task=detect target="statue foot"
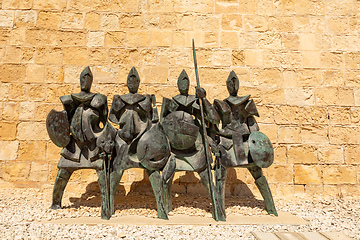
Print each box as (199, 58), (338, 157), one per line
(50, 204), (61, 210)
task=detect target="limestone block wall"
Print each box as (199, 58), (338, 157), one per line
(0, 0), (359, 199)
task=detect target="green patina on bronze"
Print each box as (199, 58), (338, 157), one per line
(46, 41), (278, 221)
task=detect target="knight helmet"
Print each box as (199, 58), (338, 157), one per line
(226, 70), (239, 96)
(80, 66), (93, 92)
(127, 67), (140, 94)
(177, 70), (190, 95)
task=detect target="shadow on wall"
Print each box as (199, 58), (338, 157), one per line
(67, 169), (264, 213)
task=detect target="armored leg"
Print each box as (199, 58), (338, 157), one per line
(96, 169), (111, 220)
(247, 165), (278, 216)
(146, 170), (168, 220)
(162, 174), (174, 214)
(214, 158), (227, 220)
(198, 167), (226, 221)
(109, 169), (124, 215)
(51, 168), (74, 210)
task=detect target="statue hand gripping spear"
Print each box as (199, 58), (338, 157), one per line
(192, 39), (225, 221)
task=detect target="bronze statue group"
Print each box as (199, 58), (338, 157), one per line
(46, 40), (277, 221)
(46, 65), (277, 221)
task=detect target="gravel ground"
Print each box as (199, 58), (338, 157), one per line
(0, 188), (359, 240)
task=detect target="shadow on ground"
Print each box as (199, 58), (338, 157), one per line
(67, 169), (266, 213)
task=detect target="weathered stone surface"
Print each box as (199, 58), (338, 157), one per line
(294, 165), (322, 184)
(0, 140), (18, 160)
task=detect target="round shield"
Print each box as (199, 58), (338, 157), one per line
(46, 109), (71, 148)
(162, 111), (199, 150)
(248, 131), (274, 168)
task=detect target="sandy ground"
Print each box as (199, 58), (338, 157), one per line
(0, 188), (359, 239)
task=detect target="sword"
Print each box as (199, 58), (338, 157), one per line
(192, 39), (220, 221)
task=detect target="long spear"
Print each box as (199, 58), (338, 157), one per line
(192, 39), (219, 221)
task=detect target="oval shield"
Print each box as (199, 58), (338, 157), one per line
(248, 131), (274, 168)
(46, 109), (71, 148)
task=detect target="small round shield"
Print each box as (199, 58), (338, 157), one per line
(248, 131), (274, 168)
(46, 109), (71, 148)
(162, 111), (199, 150)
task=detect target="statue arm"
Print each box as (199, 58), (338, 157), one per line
(109, 95), (125, 124)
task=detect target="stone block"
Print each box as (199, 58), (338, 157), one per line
(57, 31), (86, 46)
(177, 0), (214, 13)
(18, 141), (46, 161)
(344, 52), (360, 70)
(300, 125), (328, 144)
(267, 164), (293, 184)
(88, 48), (109, 65)
(269, 16), (294, 32)
(36, 11), (61, 29)
(328, 107), (351, 125)
(45, 66), (64, 84)
(322, 70), (343, 87)
(14, 10), (36, 26)
(33, 0), (67, 9)
(142, 66), (168, 84)
(203, 31), (219, 47)
(19, 102), (35, 121)
(105, 31), (126, 47)
(85, 12), (100, 30)
(62, 12), (84, 29)
(299, 33), (317, 51)
(245, 49), (263, 66)
(221, 14), (242, 30)
(294, 165), (322, 184)
(0, 122), (17, 140)
(318, 146), (344, 165)
(184, 31), (203, 47)
(148, 0), (174, 13)
(63, 47), (88, 65)
(295, 0), (325, 15)
(109, 48), (140, 66)
(1, 161), (30, 181)
(244, 15), (268, 32)
(288, 145), (318, 164)
(2, 102), (19, 121)
(220, 31), (239, 48)
(305, 184), (323, 198)
(281, 34), (299, 50)
(274, 0), (295, 14)
(329, 126), (360, 145)
(327, 17), (350, 34)
(119, 14), (143, 29)
(100, 13), (120, 30)
(302, 51), (321, 68)
(151, 30), (171, 47)
(341, 185), (360, 198)
(87, 31), (104, 47)
(323, 165), (356, 184)
(252, 69), (282, 87)
(35, 47), (63, 65)
(127, 31), (151, 47)
(231, 50), (245, 66)
(17, 122), (48, 141)
(0, 64), (26, 83)
(28, 84), (47, 102)
(80, 169), (98, 182)
(345, 146), (360, 165)
(25, 64), (45, 83)
(46, 141), (61, 161)
(215, 2), (239, 13)
(0, 140), (18, 160)
(321, 52), (344, 68)
(7, 83), (25, 101)
(261, 88), (285, 105)
(284, 88), (315, 106)
(159, 14), (177, 29)
(258, 33), (281, 49)
(29, 161), (48, 182)
(278, 126), (300, 144)
(2, 0), (31, 9)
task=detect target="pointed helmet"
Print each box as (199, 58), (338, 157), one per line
(177, 70), (190, 95)
(80, 66), (93, 92)
(226, 70), (239, 96)
(127, 67), (140, 93)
